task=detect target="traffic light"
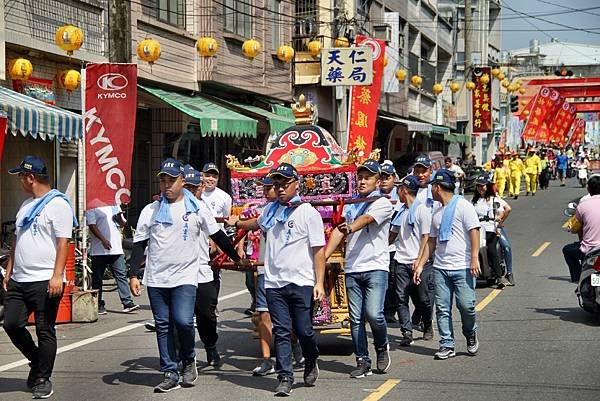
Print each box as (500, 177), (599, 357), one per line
(555, 68), (573, 77)
(510, 95), (519, 113)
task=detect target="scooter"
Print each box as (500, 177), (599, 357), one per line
(477, 202), (507, 286)
(578, 166), (588, 188)
(0, 250), (9, 322)
(575, 246), (600, 314)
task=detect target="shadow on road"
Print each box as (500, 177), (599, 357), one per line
(532, 307), (600, 326)
(545, 275), (573, 282)
(0, 377), (28, 394)
(101, 356), (160, 388)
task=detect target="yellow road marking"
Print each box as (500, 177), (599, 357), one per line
(532, 241), (551, 257)
(363, 379), (401, 401)
(475, 289), (503, 312)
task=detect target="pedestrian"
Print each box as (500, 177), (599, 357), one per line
(388, 175), (435, 346)
(524, 148), (542, 196)
(86, 205), (139, 315)
(492, 156), (509, 197)
(539, 153), (550, 190)
(556, 150), (569, 187)
(413, 169), (481, 360)
(444, 157), (465, 195)
(2, 155), (77, 399)
(508, 151), (524, 199)
(128, 158), (243, 393)
(326, 159), (393, 378)
(228, 163), (325, 396)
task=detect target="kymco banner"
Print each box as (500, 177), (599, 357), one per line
(84, 63), (137, 209)
(0, 112), (7, 164)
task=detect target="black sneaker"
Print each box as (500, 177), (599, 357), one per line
(375, 345), (391, 373)
(303, 359), (319, 386)
(154, 373), (181, 393)
(122, 303), (140, 313)
(398, 331), (414, 346)
(422, 322), (434, 341)
(292, 339), (305, 366)
(252, 358), (275, 376)
(206, 347), (222, 368)
(495, 277), (506, 289)
(144, 320), (156, 331)
(349, 358), (372, 378)
(274, 378), (293, 396)
(31, 378), (53, 399)
(181, 358), (198, 387)
(27, 362), (39, 389)
(466, 332), (479, 355)
(434, 347), (456, 360)
(98, 305), (107, 315)
(506, 273), (515, 286)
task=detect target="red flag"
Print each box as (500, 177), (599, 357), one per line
(567, 118), (585, 147)
(547, 102), (576, 144)
(542, 89), (562, 127)
(347, 35), (386, 159)
(472, 67), (492, 133)
(84, 63), (137, 209)
(0, 112), (6, 165)
(522, 87), (553, 141)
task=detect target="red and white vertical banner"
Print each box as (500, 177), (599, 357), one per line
(347, 35), (386, 159)
(522, 87), (553, 141)
(542, 89), (562, 127)
(84, 63), (137, 209)
(471, 67), (492, 134)
(567, 118), (585, 147)
(547, 102), (576, 145)
(0, 112), (7, 164)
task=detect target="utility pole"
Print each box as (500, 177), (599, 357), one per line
(464, 0), (473, 156)
(108, 0), (131, 63)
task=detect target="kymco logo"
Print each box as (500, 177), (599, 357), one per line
(97, 73), (128, 91)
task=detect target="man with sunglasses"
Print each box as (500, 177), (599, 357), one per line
(229, 163), (326, 396)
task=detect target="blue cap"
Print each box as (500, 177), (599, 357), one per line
(202, 162), (219, 174)
(475, 175), (491, 186)
(9, 155), (48, 175)
(397, 175), (420, 192)
(430, 169), (456, 184)
(381, 163), (397, 176)
(413, 154), (432, 168)
(257, 176), (274, 186)
(158, 157), (185, 177)
(357, 159), (382, 175)
(184, 164), (202, 186)
(268, 163), (299, 180)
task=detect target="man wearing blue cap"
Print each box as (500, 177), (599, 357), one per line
(128, 158), (244, 393)
(389, 175), (435, 346)
(3, 155), (77, 399)
(326, 159), (393, 379)
(201, 162), (232, 225)
(413, 169), (481, 360)
(228, 163), (326, 396)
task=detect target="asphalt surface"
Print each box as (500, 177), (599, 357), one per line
(0, 177), (597, 401)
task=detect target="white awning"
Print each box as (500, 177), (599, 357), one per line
(379, 115), (433, 132)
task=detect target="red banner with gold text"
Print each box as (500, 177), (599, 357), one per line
(522, 87), (553, 141)
(0, 112), (7, 164)
(472, 67), (492, 134)
(347, 35), (386, 159)
(547, 102), (576, 145)
(567, 118), (585, 147)
(84, 63), (137, 209)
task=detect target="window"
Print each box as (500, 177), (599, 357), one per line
(142, 0), (185, 28)
(224, 0), (252, 38)
(271, 0), (282, 51)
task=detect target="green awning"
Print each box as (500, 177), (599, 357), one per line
(431, 125), (450, 135)
(445, 133), (468, 144)
(138, 85), (257, 138)
(271, 104), (295, 120)
(213, 98), (295, 137)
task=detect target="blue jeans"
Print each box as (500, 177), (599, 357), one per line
(433, 269), (477, 348)
(499, 228), (513, 274)
(266, 284), (319, 382)
(394, 261), (434, 333)
(346, 270), (389, 361)
(91, 255), (133, 307)
(147, 285), (197, 379)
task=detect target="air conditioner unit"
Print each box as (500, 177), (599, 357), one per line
(373, 24), (392, 43)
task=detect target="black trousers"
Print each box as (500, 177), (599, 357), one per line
(486, 232), (504, 279)
(3, 279), (62, 380)
(195, 280), (219, 349)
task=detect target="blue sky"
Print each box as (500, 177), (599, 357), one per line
(501, 0), (600, 51)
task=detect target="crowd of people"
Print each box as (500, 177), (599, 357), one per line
(3, 145), (589, 398)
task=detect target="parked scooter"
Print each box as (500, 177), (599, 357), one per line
(477, 201), (507, 286)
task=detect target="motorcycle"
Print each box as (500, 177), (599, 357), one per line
(0, 249), (8, 322)
(578, 166), (588, 188)
(477, 201), (507, 286)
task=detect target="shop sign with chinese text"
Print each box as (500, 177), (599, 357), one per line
(471, 67), (492, 134)
(321, 47), (373, 86)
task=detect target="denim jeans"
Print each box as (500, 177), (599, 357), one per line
(563, 242), (584, 282)
(499, 228), (513, 274)
(433, 269), (477, 348)
(346, 270), (389, 362)
(147, 285), (197, 380)
(266, 284), (319, 382)
(394, 261), (434, 333)
(91, 254), (133, 307)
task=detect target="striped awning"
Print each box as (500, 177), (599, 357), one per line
(0, 86), (83, 142)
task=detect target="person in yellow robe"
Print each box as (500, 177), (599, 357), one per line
(508, 150), (524, 199)
(493, 157), (510, 198)
(523, 148), (542, 196)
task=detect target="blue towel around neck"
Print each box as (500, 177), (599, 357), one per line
(344, 190), (381, 222)
(154, 188), (202, 225)
(260, 195), (302, 230)
(438, 195), (462, 243)
(391, 204), (407, 226)
(426, 185), (434, 208)
(19, 189), (78, 230)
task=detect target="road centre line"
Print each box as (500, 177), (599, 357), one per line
(363, 379), (401, 401)
(0, 288), (249, 373)
(532, 242), (551, 257)
(475, 289), (503, 312)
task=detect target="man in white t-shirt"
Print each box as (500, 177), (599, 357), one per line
(128, 158), (243, 393)
(229, 163), (326, 396)
(445, 157), (465, 195)
(201, 162), (232, 223)
(389, 175), (434, 346)
(2, 155), (76, 399)
(326, 159), (393, 379)
(86, 205), (138, 315)
(414, 169), (481, 361)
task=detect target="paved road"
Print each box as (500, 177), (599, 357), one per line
(1, 178), (597, 401)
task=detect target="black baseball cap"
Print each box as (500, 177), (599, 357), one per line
(413, 154), (432, 168)
(381, 163), (397, 176)
(268, 163), (299, 180)
(357, 159), (382, 175)
(158, 157), (185, 177)
(397, 175), (420, 192)
(9, 155), (48, 175)
(184, 164), (202, 186)
(430, 169), (456, 184)
(202, 162), (219, 174)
